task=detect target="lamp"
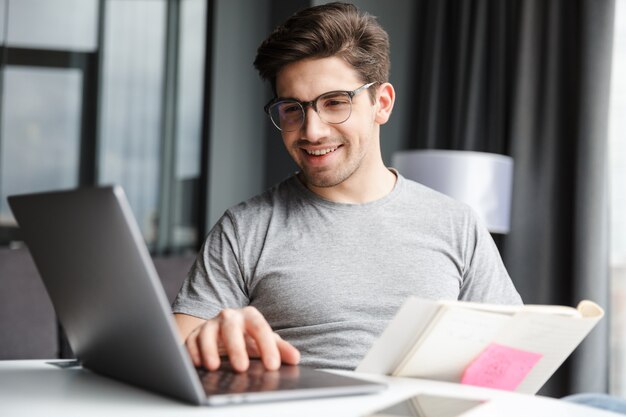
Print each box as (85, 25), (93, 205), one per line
(392, 150), (514, 234)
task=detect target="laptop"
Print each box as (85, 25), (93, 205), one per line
(8, 186), (386, 406)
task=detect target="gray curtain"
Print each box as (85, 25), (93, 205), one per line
(407, 0), (615, 397)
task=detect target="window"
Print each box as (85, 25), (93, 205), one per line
(609, 0), (626, 397)
(0, 67), (83, 215)
(98, 0), (167, 247)
(3, 0), (98, 51)
(0, 0), (207, 253)
(0, 0), (99, 243)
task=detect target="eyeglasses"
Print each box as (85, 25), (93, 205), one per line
(264, 82), (376, 132)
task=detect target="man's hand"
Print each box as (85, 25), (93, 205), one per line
(174, 307), (300, 372)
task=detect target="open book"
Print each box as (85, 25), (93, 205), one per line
(356, 297), (604, 394)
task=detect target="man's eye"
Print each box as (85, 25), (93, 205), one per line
(322, 99), (350, 109)
(280, 104), (301, 114)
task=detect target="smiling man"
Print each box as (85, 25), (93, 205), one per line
(270, 56), (395, 204)
(172, 2), (521, 374)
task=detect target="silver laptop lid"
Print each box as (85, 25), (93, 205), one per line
(9, 186), (206, 404)
(8, 186), (386, 405)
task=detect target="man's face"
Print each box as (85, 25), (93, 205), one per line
(274, 57), (380, 189)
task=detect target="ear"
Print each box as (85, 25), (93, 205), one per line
(374, 82), (395, 125)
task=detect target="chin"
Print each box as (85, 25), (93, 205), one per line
(303, 171), (351, 189)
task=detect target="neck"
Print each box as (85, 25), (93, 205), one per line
(301, 163), (397, 204)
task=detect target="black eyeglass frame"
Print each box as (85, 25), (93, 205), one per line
(263, 82), (376, 132)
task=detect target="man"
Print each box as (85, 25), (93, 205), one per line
(173, 2), (521, 374)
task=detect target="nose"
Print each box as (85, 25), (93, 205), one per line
(301, 106), (330, 142)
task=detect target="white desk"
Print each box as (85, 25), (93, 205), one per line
(0, 360), (621, 417)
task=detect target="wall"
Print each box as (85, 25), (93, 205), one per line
(207, 0), (271, 229)
(331, 0), (418, 165)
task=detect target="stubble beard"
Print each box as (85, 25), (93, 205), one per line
(297, 141), (368, 189)
(301, 165), (352, 188)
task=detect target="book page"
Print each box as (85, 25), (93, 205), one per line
(438, 299), (585, 317)
(358, 296), (603, 394)
(577, 300), (604, 318)
(393, 306), (510, 381)
(461, 343), (543, 390)
(492, 310), (603, 394)
(356, 297), (441, 374)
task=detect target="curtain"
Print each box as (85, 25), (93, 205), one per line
(407, 0), (615, 397)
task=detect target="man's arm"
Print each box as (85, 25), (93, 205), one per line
(173, 210), (299, 372)
(174, 313), (206, 341)
(174, 309), (300, 372)
(459, 209), (522, 304)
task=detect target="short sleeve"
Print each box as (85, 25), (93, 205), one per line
(171, 211), (250, 319)
(458, 212), (523, 305)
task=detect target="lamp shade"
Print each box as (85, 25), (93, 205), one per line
(392, 150), (514, 234)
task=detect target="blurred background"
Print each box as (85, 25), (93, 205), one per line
(0, 0), (624, 400)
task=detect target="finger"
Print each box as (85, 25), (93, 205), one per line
(196, 320), (221, 370)
(217, 339), (227, 357)
(275, 333), (301, 365)
(219, 309), (249, 372)
(242, 306), (281, 370)
(185, 328), (202, 367)
(244, 334), (260, 357)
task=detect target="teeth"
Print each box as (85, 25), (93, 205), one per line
(307, 147), (337, 156)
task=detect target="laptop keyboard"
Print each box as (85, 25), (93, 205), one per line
(197, 360), (302, 395)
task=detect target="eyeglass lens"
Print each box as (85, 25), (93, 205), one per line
(269, 91), (353, 132)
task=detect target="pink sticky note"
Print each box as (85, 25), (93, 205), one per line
(461, 343), (542, 391)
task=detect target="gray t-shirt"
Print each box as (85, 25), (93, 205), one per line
(172, 171), (522, 370)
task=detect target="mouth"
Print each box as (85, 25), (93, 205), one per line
(304, 146), (340, 156)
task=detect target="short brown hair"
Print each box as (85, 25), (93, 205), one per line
(253, 2), (390, 98)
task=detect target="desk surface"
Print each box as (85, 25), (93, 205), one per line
(0, 360), (621, 417)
